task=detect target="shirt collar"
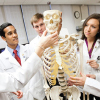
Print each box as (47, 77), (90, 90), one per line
(7, 44), (20, 56)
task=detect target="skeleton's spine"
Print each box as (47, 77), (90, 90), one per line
(58, 68), (67, 96)
(54, 45), (67, 97)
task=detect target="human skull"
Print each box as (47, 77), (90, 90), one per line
(43, 10), (61, 34)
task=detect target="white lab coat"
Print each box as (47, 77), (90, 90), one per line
(78, 39), (100, 92)
(0, 52), (43, 92)
(0, 44), (45, 100)
(83, 77), (100, 97)
(29, 35), (46, 100)
(82, 39), (100, 77)
(30, 35), (41, 51)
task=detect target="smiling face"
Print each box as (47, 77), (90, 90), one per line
(84, 18), (99, 40)
(2, 25), (19, 49)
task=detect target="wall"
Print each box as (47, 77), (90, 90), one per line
(0, 4), (99, 48)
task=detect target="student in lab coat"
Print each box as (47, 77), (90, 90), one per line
(68, 13), (100, 100)
(0, 29), (58, 92)
(0, 22), (58, 100)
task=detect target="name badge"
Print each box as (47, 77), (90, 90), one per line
(97, 56), (100, 63)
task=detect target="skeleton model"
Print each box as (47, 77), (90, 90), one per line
(41, 10), (84, 100)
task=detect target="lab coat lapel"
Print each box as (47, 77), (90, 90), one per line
(92, 39), (100, 56)
(19, 45), (28, 64)
(3, 48), (20, 66)
(83, 40), (89, 56)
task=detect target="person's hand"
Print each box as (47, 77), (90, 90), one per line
(87, 60), (99, 69)
(57, 12), (62, 34)
(12, 90), (23, 99)
(35, 30), (58, 57)
(86, 74), (96, 79)
(39, 30), (58, 49)
(68, 72), (86, 86)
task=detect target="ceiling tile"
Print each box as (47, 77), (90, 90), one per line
(0, 0), (100, 5)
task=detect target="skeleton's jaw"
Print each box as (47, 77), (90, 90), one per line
(46, 23), (59, 34)
(46, 27), (58, 34)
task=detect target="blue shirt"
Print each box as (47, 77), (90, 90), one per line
(7, 44), (20, 58)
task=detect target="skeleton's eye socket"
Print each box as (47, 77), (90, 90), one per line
(52, 14), (59, 19)
(44, 14), (50, 20)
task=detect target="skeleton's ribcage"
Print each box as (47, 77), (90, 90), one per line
(42, 40), (80, 86)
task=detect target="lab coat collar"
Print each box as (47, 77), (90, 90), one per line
(91, 39), (100, 57)
(2, 44), (27, 66)
(37, 35), (41, 40)
(83, 39), (100, 57)
(95, 39), (100, 48)
(2, 47), (20, 66)
(19, 44), (28, 64)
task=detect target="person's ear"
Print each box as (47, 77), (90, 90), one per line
(1, 36), (6, 42)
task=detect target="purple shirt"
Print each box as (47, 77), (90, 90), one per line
(85, 39), (96, 58)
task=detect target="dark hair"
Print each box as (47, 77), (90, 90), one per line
(81, 13), (100, 40)
(30, 13), (44, 26)
(0, 22), (13, 37)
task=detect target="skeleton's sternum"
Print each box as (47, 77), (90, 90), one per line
(54, 45), (62, 68)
